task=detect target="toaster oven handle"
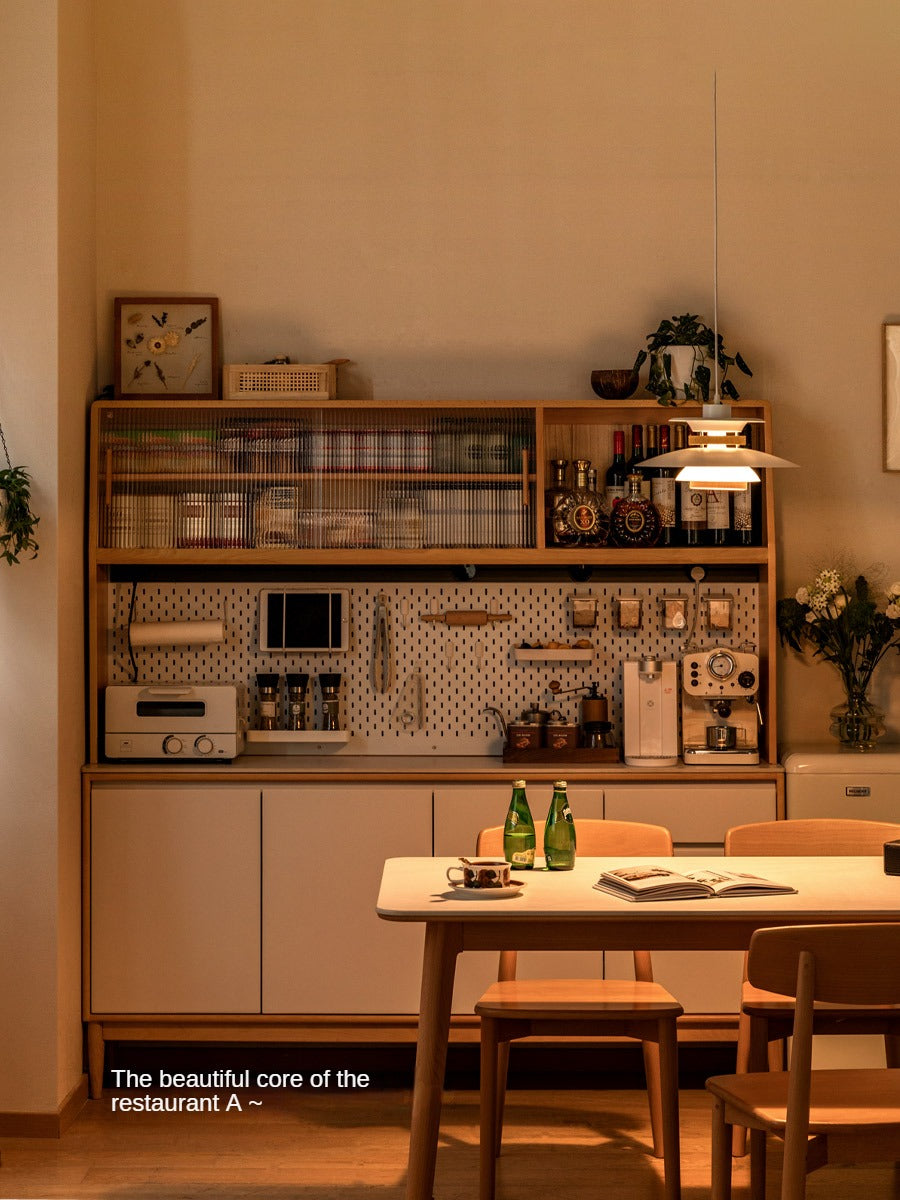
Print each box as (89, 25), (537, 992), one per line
(141, 686), (195, 696)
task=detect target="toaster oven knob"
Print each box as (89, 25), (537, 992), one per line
(194, 735), (214, 755)
(162, 735), (183, 755)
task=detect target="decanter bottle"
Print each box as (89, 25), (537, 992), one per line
(610, 473), (662, 548)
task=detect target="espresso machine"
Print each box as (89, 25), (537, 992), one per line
(681, 647), (761, 764)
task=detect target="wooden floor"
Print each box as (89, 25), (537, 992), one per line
(1, 1086), (899, 1199)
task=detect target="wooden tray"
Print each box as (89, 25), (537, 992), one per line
(502, 745), (621, 763)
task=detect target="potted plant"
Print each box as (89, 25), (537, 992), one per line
(642, 312), (752, 406)
(0, 463), (39, 564)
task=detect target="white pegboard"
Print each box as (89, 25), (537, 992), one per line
(109, 580), (759, 755)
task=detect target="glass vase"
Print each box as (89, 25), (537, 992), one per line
(829, 689), (886, 752)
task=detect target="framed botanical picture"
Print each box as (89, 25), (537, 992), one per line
(883, 322), (900, 470)
(114, 297), (220, 400)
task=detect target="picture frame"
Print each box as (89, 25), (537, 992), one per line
(114, 297), (220, 400)
(883, 322), (900, 470)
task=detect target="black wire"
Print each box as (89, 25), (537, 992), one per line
(127, 581), (139, 682)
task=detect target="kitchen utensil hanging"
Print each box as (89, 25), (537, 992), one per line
(372, 593), (393, 692)
(421, 610), (511, 626)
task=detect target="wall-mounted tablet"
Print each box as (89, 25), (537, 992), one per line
(259, 589), (350, 652)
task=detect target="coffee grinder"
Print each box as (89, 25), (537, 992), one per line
(681, 648), (761, 764)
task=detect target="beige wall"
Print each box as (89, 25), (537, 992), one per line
(0, 0), (92, 1113)
(94, 0), (900, 744)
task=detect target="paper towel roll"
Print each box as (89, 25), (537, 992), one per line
(129, 620), (226, 647)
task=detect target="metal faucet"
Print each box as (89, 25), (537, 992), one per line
(482, 706), (507, 738)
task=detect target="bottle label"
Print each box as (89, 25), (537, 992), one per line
(651, 477), (676, 527)
(562, 805), (573, 820)
(707, 489), (729, 530)
(733, 489), (752, 531)
(680, 485), (707, 525)
(509, 848), (535, 866)
(568, 504), (596, 534)
(623, 508), (647, 534)
(508, 811), (519, 827)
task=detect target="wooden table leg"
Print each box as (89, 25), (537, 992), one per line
(87, 1022), (104, 1099)
(405, 921), (462, 1200)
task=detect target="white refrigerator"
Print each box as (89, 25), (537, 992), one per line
(783, 743), (900, 1065)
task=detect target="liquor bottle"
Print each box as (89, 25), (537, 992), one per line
(604, 429), (628, 511)
(545, 459), (577, 546)
(503, 779), (535, 869)
(556, 459), (607, 545)
(706, 488), (730, 545)
(625, 424), (646, 493)
(610, 474), (662, 547)
(650, 424), (676, 545)
(544, 780), (576, 870)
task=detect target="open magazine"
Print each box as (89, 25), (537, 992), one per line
(593, 864), (797, 902)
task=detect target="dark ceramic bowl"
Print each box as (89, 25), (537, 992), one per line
(590, 368), (640, 400)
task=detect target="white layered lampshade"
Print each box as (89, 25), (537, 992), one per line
(642, 404), (797, 490)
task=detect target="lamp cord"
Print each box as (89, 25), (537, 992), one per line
(712, 72), (720, 405)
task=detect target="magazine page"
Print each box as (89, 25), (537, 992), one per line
(593, 864), (714, 901)
(682, 868), (797, 897)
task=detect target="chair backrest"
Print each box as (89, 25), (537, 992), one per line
(477, 818), (673, 857)
(748, 923), (900, 1008)
(725, 818), (900, 857)
(477, 820), (673, 985)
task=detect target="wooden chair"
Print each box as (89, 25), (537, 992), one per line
(726, 818), (900, 1157)
(474, 820), (683, 1200)
(707, 922), (900, 1200)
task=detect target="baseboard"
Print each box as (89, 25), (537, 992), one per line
(0, 1074), (88, 1138)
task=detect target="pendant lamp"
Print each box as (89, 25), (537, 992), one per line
(642, 76), (796, 490)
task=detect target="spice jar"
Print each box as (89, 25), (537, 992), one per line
(256, 673), (281, 731)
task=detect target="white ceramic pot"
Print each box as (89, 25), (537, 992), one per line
(666, 345), (700, 395)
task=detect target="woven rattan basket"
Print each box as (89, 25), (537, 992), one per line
(223, 363), (336, 401)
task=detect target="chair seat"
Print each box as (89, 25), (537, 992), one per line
(742, 980), (900, 1018)
(707, 1068), (900, 1134)
(475, 977), (682, 1021)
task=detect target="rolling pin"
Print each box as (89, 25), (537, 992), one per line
(421, 610), (512, 626)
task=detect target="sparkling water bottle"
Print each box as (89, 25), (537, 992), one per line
(543, 779), (576, 870)
(503, 779), (535, 869)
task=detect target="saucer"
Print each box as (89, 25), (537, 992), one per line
(445, 880), (525, 900)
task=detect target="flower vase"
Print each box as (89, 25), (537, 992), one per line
(829, 688), (886, 751)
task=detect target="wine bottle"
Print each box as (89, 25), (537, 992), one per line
(731, 427), (756, 545)
(643, 423), (659, 500)
(650, 424), (676, 546)
(604, 430), (628, 511)
(625, 424), (646, 492)
(544, 780), (576, 870)
(503, 779), (535, 869)
(676, 421), (707, 546)
(706, 488), (730, 545)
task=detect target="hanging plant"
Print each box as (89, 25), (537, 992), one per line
(0, 421), (39, 563)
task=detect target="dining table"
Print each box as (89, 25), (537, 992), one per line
(376, 853), (900, 1200)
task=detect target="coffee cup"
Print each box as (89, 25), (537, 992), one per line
(446, 858), (511, 889)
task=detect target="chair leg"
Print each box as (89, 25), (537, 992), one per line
(495, 1039), (510, 1154)
(732, 1010), (753, 1158)
(749, 1129), (767, 1200)
(641, 1037), (664, 1158)
(711, 1096), (733, 1200)
(480, 1017), (499, 1200)
(656, 1018), (681, 1200)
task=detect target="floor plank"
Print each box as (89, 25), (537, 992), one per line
(1, 1087), (899, 1198)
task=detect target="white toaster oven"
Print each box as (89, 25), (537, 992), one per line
(104, 684), (245, 760)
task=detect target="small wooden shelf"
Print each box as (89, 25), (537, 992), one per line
(513, 648), (594, 663)
(245, 730), (349, 745)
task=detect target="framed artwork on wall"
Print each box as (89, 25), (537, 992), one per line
(114, 297), (220, 400)
(883, 322), (900, 470)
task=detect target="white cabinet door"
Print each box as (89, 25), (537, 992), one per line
(433, 782), (604, 1014)
(262, 784), (431, 1014)
(91, 785), (261, 1014)
(603, 783), (777, 1014)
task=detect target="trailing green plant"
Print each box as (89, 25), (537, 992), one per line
(642, 312), (752, 406)
(0, 464), (39, 564)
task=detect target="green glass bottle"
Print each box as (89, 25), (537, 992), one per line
(543, 779), (576, 870)
(503, 778), (535, 869)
